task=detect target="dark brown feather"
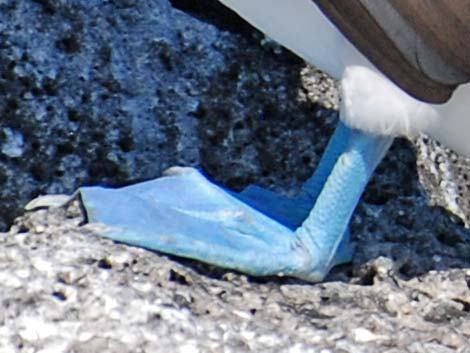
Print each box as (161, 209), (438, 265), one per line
(313, 0), (470, 103)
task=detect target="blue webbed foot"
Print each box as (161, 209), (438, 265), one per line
(79, 121), (392, 282)
(80, 167), (310, 278)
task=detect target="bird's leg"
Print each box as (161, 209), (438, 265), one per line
(79, 121), (392, 282)
(292, 122), (393, 279)
(233, 121), (350, 228)
(230, 121), (354, 266)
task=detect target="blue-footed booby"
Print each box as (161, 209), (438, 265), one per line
(79, 1), (470, 282)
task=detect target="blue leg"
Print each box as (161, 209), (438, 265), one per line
(79, 121), (393, 282)
(293, 123), (393, 278)
(229, 123), (353, 266)
(232, 121), (350, 228)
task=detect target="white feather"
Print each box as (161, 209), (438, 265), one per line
(219, 0), (368, 78)
(430, 84), (470, 157)
(219, 0), (470, 157)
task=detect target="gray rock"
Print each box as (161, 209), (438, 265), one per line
(0, 201), (469, 352)
(0, 0), (340, 230)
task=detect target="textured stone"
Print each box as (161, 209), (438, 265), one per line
(0, 0), (339, 230)
(1, 200), (469, 352)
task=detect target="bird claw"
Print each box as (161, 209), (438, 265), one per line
(79, 122), (391, 282)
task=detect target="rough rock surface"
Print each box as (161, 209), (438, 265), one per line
(0, 0), (337, 229)
(0, 0), (470, 352)
(416, 137), (470, 227)
(1, 197), (469, 353)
